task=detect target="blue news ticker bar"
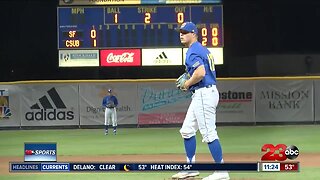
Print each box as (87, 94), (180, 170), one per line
(10, 163), (258, 172)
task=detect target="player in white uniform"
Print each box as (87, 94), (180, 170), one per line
(102, 89), (118, 135)
(173, 22), (230, 180)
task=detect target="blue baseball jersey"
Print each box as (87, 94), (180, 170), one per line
(185, 41), (217, 91)
(102, 95), (118, 107)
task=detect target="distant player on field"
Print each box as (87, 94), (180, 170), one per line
(102, 89), (118, 135)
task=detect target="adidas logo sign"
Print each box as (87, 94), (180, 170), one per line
(154, 51), (171, 64)
(25, 88), (74, 121)
(156, 51), (168, 59)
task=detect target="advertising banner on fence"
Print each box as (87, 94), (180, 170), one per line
(59, 50), (99, 67)
(100, 49), (141, 67)
(20, 85), (80, 126)
(255, 80), (314, 122)
(138, 82), (191, 125)
(216, 81), (255, 123)
(142, 48), (183, 66)
(183, 47), (223, 65)
(315, 80), (320, 122)
(79, 83), (138, 125)
(0, 85), (21, 127)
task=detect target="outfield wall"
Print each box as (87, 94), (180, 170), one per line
(0, 77), (319, 128)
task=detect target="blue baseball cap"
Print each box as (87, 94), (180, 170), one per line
(177, 22), (198, 34)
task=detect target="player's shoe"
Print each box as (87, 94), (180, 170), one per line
(172, 171), (199, 179)
(113, 130), (117, 135)
(105, 131), (108, 135)
(202, 171), (230, 180)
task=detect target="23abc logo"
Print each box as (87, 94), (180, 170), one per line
(261, 144), (299, 161)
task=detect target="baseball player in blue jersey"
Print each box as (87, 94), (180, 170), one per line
(173, 22), (230, 180)
(102, 89), (118, 135)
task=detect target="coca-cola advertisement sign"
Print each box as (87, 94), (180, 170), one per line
(100, 49), (141, 66)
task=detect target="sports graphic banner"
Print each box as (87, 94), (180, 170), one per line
(24, 143), (57, 162)
(19, 85), (80, 126)
(255, 80), (313, 122)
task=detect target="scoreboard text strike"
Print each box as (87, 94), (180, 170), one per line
(10, 162), (299, 172)
(58, 5), (223, 48)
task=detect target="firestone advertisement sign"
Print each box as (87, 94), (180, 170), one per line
(100, 49), (141, 66)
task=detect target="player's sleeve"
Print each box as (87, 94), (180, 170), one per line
(189, 53), (204, 71)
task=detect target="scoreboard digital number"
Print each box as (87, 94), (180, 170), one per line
(57, 5), (223, 49)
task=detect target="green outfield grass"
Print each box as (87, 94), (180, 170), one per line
(0, 125), (319, 179)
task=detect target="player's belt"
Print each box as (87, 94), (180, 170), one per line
(191, 84), (213, 93)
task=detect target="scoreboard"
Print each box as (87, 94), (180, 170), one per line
(58, 5), (223, 48)
(57, 0), (224, 67)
